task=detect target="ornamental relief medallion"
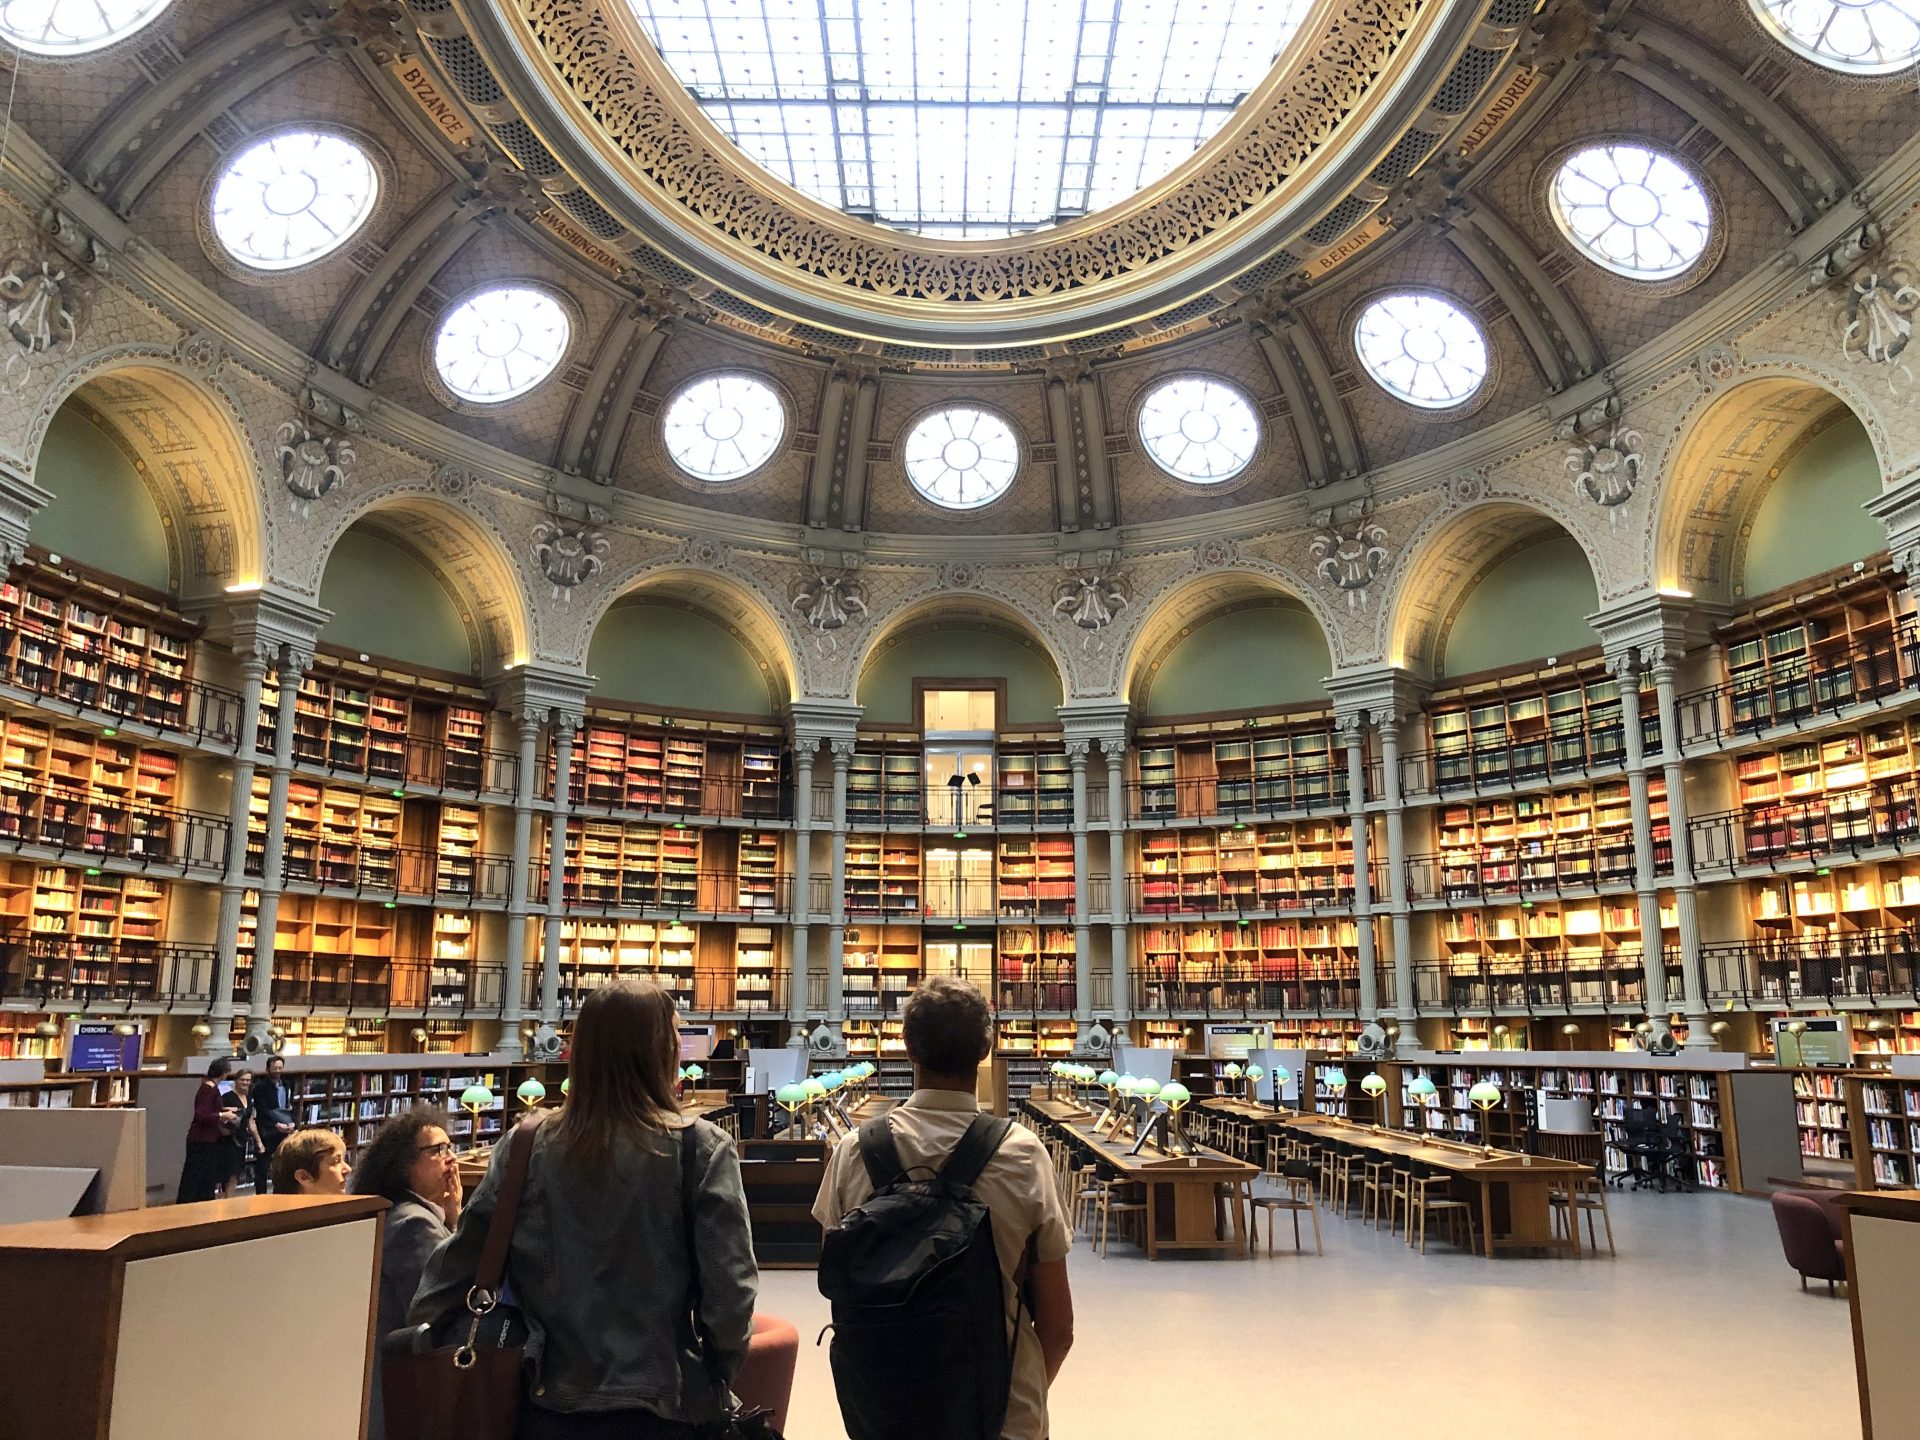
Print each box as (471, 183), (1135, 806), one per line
(519, 0), (1422, 305)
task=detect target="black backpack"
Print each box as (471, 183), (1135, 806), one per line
(817, 1113), (1016, 1440)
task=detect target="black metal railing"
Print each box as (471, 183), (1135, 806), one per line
(1422, 718), (1664, 798)
(259, 723), (520, 798)
(250, 839), (515, 903)
(1687, 781), (1920, 874)
(1676, 624), (1920, 748)
(1124, 772), (1355, 823)
(844, 877), (1077, 922)
(562, 776), (793, 823)
(235, 956), (508, 1014)
(0, 937), (219, 1007)
(1401, 836), (1656, 902)
(533, 967), (790, 1017)
(0, 771), (228, 871)
(1123, 868), (1378, 918)
(1407, 949), (1685, 1012)
(2, 623), (245, 746)
(844, 784), (1075, 831)
(1700, 928), (1920, 1006)
(544, 867), (794, 918)
(1128, 961), (1366, 1016)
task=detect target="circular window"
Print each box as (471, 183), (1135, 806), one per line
(903, 408), (1020, 510)
(1137, 378), (1260, 484)
(1353, 293), (1490, 410)
(662, 374), (786, 482)
(1749, 0), (1920, 74)
(432, 287), (571, 404)
(0, 0), (170, 54)
(1550, 144), (1712, 280)
(210, 131), (379, 272)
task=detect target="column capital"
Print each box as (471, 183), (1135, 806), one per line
(1096, 734), (1128, 759)
(1335, 711), (1369, 748)
(789, 696), (863, 752)
(0, 459), (52, 573)
(1587, 591), (1715, 670)
(1324, 663), (1429, 727)
(827, 736), (858, 764)
(202, 587), (329, 670)
(486, 661), (593, 727)
(1057, 699), (1131, 741)
(1064, 738), (1092, 765)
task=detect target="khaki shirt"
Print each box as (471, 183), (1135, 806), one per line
(813, 1090), (1072, 1440)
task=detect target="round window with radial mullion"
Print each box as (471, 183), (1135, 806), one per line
(210, 131), (381, 273)
(0, 0), (172, 55)
(662, 375), (786, 483)
(432, 286), (572, 405)
(1749, 0), (1920, 74)
(1137, 377), (1260, 485)
(1352, 293), (1490, 410)
(902, 407), (1021, 511)
(1549, 143), (1711, 281)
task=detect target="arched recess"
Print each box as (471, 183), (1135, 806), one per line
(588, 593), (787, 717)
(1655, 375), (1888, 606)
(24, 361), (267, 604)
(309, 497), (532, 677)
(1387, 502), (1603, 679)
(855, 597), (1066, 726)
(577, 567), (799, 707)
(1121, 571), (1335, 718)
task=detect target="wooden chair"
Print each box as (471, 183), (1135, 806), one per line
(1094, 1181), (1150, 1258)
(1358, 1156), (1392, 1228)
(1549, 1172), (1615, 1256)
(1067, 1166), (1104, 1236)
(1249, 1157), (1322, 1255)
(1407, 1172), (1478, 1255)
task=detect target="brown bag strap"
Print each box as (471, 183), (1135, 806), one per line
(474, 1110), (546, 1304)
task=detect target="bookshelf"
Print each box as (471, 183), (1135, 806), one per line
(1721, 576), (1916, 734)
(280, 1060), (525, 1160)
(1857, 1075), (1920, 1188)
(995, 743), (1072, 825)
(1430, 777), (1667, 898)
(1135, 1020), (1189, 1049)
(0, 716), (190, 864)
(1426, 663), (1658, 793)
(845, 834), (922, 918)
(994, 835), (1073, 918)
(995, 926), (1076, 1010)
(237, 893), (398, 1010)
(558, 819), (705, 911)
(562, 713), (789, 819)
(1136, 918), (1362, 1011)
(1747, 864), (1920, 945)
(258, 657), (492, 794)
(546, 918), (706, 1009)
(843, 926), (922, 1016)
(1435, 897), (1677, 1003)
(848, 739), (922, 826)
(1791, 1069), (1856, 1178)
(1134, 821), (1356, 914)
(999, 1021), (1080, 1099)
(1726, 721), (1920, 865)
(1, 860), (170, 1000)
(0, 1013), (59, 1060)
(1132, 713), (1348, 821)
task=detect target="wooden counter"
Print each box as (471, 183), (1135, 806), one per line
(1837, 1189), (1920, 1440)
(0, 1195), (387, 1440)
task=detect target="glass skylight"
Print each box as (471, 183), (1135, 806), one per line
(210, 131), (379, 272)
(0, 0), (171, 54)
(1750, 0), (1920, 74)
(433, 287), (571, 404)
(629, 0), (1316, 239)
(903, 407), (1019, 508)
(1550, 144), (1710, 281)
(1353, 293), (1489, 410)
(663, 374), (786, 480)
(1138, 377), (1258, 483)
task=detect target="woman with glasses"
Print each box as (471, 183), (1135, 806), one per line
(349, 1107), (464, 1440)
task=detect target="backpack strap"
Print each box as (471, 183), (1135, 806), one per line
(474, 1109), (546, 1303)
(940, 1114), (1013, 1191)
(857, 1115), (909, 1191)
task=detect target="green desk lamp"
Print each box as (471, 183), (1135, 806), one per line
(1359, 1070), (1388, 1127)
(1321, 1067), (1348, 1116)
(516, 1077), (547, 1111)
(1243, 1062), (1265, 1104)
(1468, 1079), (1503, 1155)
(683, 1063), (705, 1095)
(459, 1083), (494, 1146)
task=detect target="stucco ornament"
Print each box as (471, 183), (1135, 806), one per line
(790, 568), (868, 646)
(1053, 569), (1128, 648)
(275, 420), (354, 517)
(1565, 422), (1644, 518)
(1842, 265), (1920, 393)
(532, 512), (609, 601)
(0, 249), (80, 386)
(1310, 511), (1391, 610)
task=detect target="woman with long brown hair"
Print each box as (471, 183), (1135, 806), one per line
(412, 979), (758, 1439)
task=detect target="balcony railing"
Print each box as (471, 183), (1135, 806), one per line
(1407, 950), (1683, 1013)
(261, 725), (519, 798)
(546, 868), (795, 918)
(1124, 772), (1354, 823)
(1700, 928), (1920, 1006)
(1677, 624), (1920, 748)
(844, 877), (1077, 922)
(1687, 782), (1920, 874)
(1128, 961), (1366, 1015)
(1421, 719), (1662, 798)
(2, 629), (244, 747)
(251, 840), (516, 903)
(563, 775), (792, 823)
(1122, 870), (1372, 918)
(1, 937), (219, 1008)
(532, 967), (790, 1017)
(1401, 838), (1651, 903)
(0, 772), (229, 871)
(235, 956), (507, 1014)
(845, 784), (1074, 831)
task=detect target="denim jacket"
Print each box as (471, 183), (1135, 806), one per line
(411, 1117), (758, 1420)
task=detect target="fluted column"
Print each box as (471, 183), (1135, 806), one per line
(1067, 741), (1092, 1022)
(1613, 652), (1671, 1036)
(827, 738), (854, 1018)
(208, 652), (267, 1047)
(1379, 712), (1416, 1035)
(540, 713), (577, 1023)
(1101, 736), (1128, 1020)
(1654, 656), (1711, 1043)
(789, 741), (815, 1025)
(500, 714), (541, 1053)
(1341, 714), (1378, 1018)
(246, 648), (309, 1045)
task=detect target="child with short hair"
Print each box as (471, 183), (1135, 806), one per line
(269, 1128), (350, 1195)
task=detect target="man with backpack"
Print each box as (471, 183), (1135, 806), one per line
(813, 975), (1075, 1440)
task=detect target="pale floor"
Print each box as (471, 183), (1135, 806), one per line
(757, 1184), (1856, 1440)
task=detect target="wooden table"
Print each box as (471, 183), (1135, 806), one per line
(1028, 1099), (1258, 1260)
(1200, 1099), (1591, 1258)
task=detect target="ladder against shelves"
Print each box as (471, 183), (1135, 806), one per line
(1132, 712), (1349, 821)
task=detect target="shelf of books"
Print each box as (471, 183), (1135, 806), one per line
(1000, 1021), (1081, 1100)
(1857, 1009), (1920, 1057)
(1748, 862), (1920, 942)
(0, 1013), (59, 1060)
(1423, 661), (1659, 795)
(993, 835), (1073, 918)
(1857, 1076), (1920, 1188)
(284, 1061), (523, 1160)
(1433, 897), (1677, 1004)
(844, 926), (924, 1017)
(1707, 722), (1920, 872)
(994, 743), (1073, 825)
(1716, 570), (1916, 739)
(847, 739), (923, 826)
(1133, 1020), (1190, 1049)
(839, 1023), (911, 1073)
(540, 918), (777, 1014)
(1425, 777), (1667, 900)
(1, 860), (170, 1001)
(845, 834), (922, 918)
(237, 893), (403, 1011)
(995, 927), (1076, 1010)
(1791, 1069), (1856, 1177)
(1133, 821), (1358, 915)
(1135, 918), (1363, 1012)
(1, 555), (204, 736)
(246, 778), (495, 900)
(562, 713), (789, 820)
(259, 656), (494, 794)
(1132, 713), (1348, 821)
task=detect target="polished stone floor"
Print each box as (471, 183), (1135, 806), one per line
(757, 1182), (1855, 1439)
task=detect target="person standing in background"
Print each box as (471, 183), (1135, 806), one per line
(219, 1068), (260, 1197)
(254, 1055), (295, 1194)
(176, 1056), (233, 1204)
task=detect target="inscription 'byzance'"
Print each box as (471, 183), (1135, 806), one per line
(519, 0), (1421, 305)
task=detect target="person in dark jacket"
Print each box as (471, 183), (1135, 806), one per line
(253, 1055), (295, 1193)
(175, 1056), (233, 1204)
(350, 1107), (463, 1440)
(414, 979), (758, 1440)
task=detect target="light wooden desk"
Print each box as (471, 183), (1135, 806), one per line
(1028, 1099), (1258, 1260)
(1200, 1099), (1591, 1258)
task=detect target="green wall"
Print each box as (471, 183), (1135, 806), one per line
(1744, 413), (1883, 597)
(32, 408), (170, 591)
(1138, 603), (1331, 717)
(317, 530), (473, 674)
(859, 626), (1063, 724)
(1442, 533), (1598, 677)
(588, 602), (775, 715)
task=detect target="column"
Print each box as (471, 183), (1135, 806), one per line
(1615, 652), (1671, 1033)
(1101, 736), (1128, 1020)
(207, 652), (267, 1047)
(1342, 714), (1379, 1019)
(246, 648), (307, 1043)
(1654, 656), (1711, 1043)
(500, 713), (541, 1053)
(1379, 712), (1416, 1038)
(789, 740), (815, 1028)
(540, 713), (576, 1023)
(1067, 741), (1092, 1024)
(827, 738), (854, 1018)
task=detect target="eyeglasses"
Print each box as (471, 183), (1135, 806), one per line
(416, 1141), (455, 1161)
